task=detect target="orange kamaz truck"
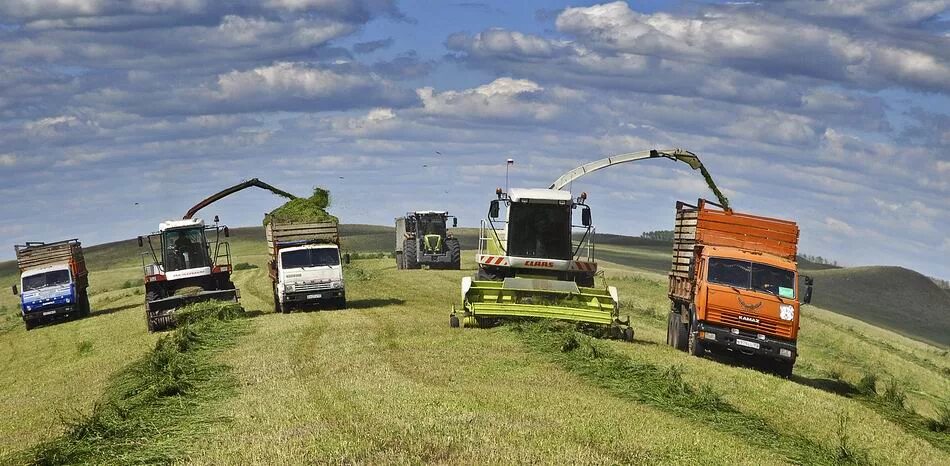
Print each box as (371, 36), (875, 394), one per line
(666, 199), (812, 377)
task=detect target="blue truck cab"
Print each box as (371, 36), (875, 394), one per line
(12, 240), (90, 330)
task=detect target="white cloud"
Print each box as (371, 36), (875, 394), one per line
(416, 77), (563, 123)
(554, 1), (950, 92)
(824, 217), (857, 237)
(215, 63), (366, 99)
(0, 154), (16, 166)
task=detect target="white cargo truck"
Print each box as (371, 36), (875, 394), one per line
(267, 221), (349, 312)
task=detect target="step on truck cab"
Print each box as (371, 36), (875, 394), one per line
(667, 199), (813, 377)
(12, 239), (90, 330)
(267, 221), (349, 313)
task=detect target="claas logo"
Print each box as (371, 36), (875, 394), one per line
(524, 260), (554, 267)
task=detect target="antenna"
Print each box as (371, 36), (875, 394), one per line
(506, 158), (514, 192)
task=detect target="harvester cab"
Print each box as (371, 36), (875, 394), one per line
(139, 217), (238, 331)
(136, 178), (298, 331)
(452, 187), (632, 340)
(395, 211), (461, 270)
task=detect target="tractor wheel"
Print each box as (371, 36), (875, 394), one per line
(623, 327), (634, 342)
(403, 239), (419, 270)
(445, 238), (461, 270)
(396, 252), (404, 270)
(688, 319), (705, 357)
(449, 314), (460, 328)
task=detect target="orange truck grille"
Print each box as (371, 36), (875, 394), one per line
(705, 306), (793, 339)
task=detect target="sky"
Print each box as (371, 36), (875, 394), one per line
(0, 0), (948, 279)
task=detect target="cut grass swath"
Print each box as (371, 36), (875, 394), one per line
(514, 322), (870, 466)
(26, 301), (247, 465)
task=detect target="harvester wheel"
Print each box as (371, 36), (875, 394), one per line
(445, 238), (461, 270)
(623, 327), (634, 342)
(449, 314), (460, 328)
(403, 239), (419, 269)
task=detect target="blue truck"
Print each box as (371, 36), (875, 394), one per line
(12, 239), (90, 330)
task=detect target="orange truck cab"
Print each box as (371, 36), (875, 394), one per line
(666, 199), (813, 377)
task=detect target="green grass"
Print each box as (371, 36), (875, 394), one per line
(806, 266), (950, 347)
(24, 301), (247, 465)
(0, 228), (947, 464)
(515, 322), (863, 464)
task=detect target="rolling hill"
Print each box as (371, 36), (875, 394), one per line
(805, 266), (950, 347)
(0, 226), (947, 464)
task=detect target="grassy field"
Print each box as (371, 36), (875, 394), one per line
(0, 227), (947, 464)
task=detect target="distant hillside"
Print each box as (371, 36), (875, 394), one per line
(808, 266), (950, 347)
(797, 256), (842, 271)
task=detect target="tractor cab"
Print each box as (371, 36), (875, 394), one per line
(482, 188), (595, 277)
(161, 223), (211, 273)
(412, 211), (453, 254)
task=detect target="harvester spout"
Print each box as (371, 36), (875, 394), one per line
(183, 178), (298, 220)
(548, 148), (730, 210)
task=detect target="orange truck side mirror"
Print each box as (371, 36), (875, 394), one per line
(802, 276), (813, 305)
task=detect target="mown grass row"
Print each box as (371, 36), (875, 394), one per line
(837, 373), (950, 453)
(24, 301), (247, 465)
(515, 322), (872, 465)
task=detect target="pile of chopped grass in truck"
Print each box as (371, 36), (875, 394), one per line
(263, 187), (338, 225)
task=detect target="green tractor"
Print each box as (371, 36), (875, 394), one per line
(395, 211), (461, 270)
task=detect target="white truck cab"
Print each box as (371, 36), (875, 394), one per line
(276, 243), (346, 310)
(266, 221), (347, 313)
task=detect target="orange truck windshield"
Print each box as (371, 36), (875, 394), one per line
(708, 258), (796, 299)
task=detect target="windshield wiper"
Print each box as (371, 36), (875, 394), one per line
(755, 287), (786, 303)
